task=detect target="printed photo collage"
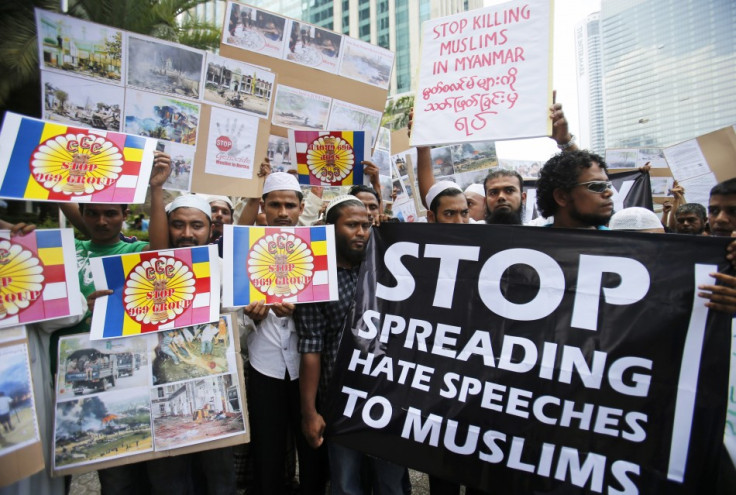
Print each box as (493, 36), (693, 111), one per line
(36, 9), (275, 191)
(52, 314), (246, 471)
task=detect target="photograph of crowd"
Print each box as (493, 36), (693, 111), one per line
(223, 3), (286, 58)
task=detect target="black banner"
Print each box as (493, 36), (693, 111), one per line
(325, 223), (731, 493)
(523, 170), (653, 222)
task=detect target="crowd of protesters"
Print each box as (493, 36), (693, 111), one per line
(2, 101), (736, 495)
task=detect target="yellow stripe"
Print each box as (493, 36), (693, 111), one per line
(311, 240), (326, 256)
(121, 253), (142, 276)
(298, 163), (309, 175)
(124, 147), (143, 162)
(39, 123), (69, 143)
(38, 247), (64, 266)
(121, 312), (141, 336)
(249, 287), (266, 302)
(249, 227), (265, 246)
(192, 261), (210, 279)
(24, 179), (50, 200)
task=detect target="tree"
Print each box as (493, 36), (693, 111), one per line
(382, 94), (414, 131)
(0, 0), (220, 113)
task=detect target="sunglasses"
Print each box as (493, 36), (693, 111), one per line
(576, 181), (613, 193)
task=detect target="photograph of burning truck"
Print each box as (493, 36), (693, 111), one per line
(53, 388), (152, 468)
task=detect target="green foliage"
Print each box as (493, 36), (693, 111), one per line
(0, 0), (220, 110)
(382, 94), (415, 130)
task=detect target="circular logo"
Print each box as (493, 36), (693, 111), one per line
(31, 133), (124, 196)
(306, 136), (355, 184)
(215, 135), (232, 152)
(123, 257), (195, 325)
(0, 241), (45, 320)
(247, 233), (314, 298)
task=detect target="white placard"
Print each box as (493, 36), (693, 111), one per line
(411, 0), (553, 146)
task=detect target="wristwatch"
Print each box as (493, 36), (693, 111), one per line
(557, 133), (575, 150)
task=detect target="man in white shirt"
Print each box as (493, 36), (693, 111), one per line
(243, 172), (326, 494)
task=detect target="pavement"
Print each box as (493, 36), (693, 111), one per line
(70, 469), (435, 494)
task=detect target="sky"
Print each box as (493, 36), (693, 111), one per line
(483, 0), (602, 160)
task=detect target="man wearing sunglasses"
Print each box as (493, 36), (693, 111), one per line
(536, 150), (614, 229)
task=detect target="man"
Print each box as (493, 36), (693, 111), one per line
(349, 184), (387, 226)
(484, 169), (526, 225)
(705, 179), (736, 237)
(243, 172), (326, 495)
(536, 150), (613, 229)
(674, 203), (707, 235)
(207, 194), (234, 242)
(296, 195), (405, 494)
(463, 183), (486, 222)
(167, 195), (214, 248)
(425, 181), (470, 224)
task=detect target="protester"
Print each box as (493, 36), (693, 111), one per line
(674, 203), (707, 235)
(463, 183), (486, 222)
(242, 172), (327, 495)
(483, 169), (526, 225)
(536, 150), (613, 229)
(207, 194), (234, 242)
(296, 195), (406, 494)
(425, 181), (470, 224)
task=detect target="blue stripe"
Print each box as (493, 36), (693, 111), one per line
(191, 245), (209, 263)
(352, 131), (365, 184)
(36, 229), (62, 248)
(310, 225), (326, 242)
(232, 227), (251, 306)
(101, 256), (128, 338)
(124, 134), (146, 149)
(0, 118), (44, 198)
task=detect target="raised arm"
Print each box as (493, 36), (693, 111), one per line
(147, 151), (172, 250)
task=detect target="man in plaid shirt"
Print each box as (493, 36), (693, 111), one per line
(295, 195), (406, 494)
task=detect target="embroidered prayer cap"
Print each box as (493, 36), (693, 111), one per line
(324, 194), (365, 221)
(206, 194), (234, 209)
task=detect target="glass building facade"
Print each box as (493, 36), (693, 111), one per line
(600, 0), (736, 148)
(575, 13), (605, 155)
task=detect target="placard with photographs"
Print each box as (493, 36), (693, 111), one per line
(126, 35), (204, 101)
(376, 127), (391, 152)
(326, 100), (382, 146)
(36, 9), (125, 85)
(205, 107), (259, 180)
(272, 86), (331, 131)
(430, 146), (455, 178)
(42, 71), (124, 132)
(651, 176), (675, 197)
(338, 36), (394, 89)
(203, 53), (276, 119)
(0, 343), (41, 457)
(161, 142), (196, 192)
(284, 20), (342, 74)
(267, 135), (293, 172)
(124, 88), (201, 146)
(54, 314), (245, 470)
(222, 2), (288, 59)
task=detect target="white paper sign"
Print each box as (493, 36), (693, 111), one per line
(205, 107), (258, 179)
(411, 0), (553, 146)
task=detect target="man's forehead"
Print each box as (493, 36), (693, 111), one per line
(339, 205), (370, 220)
(84, 203), (124, 213)
(209, 200), (231, 210)
(169, 207), (209, 221)
(486, 177), (520, 190)
(438, 194), (468, 209)
(709, 194), (736, 207)
(264, 190), (301, 202)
